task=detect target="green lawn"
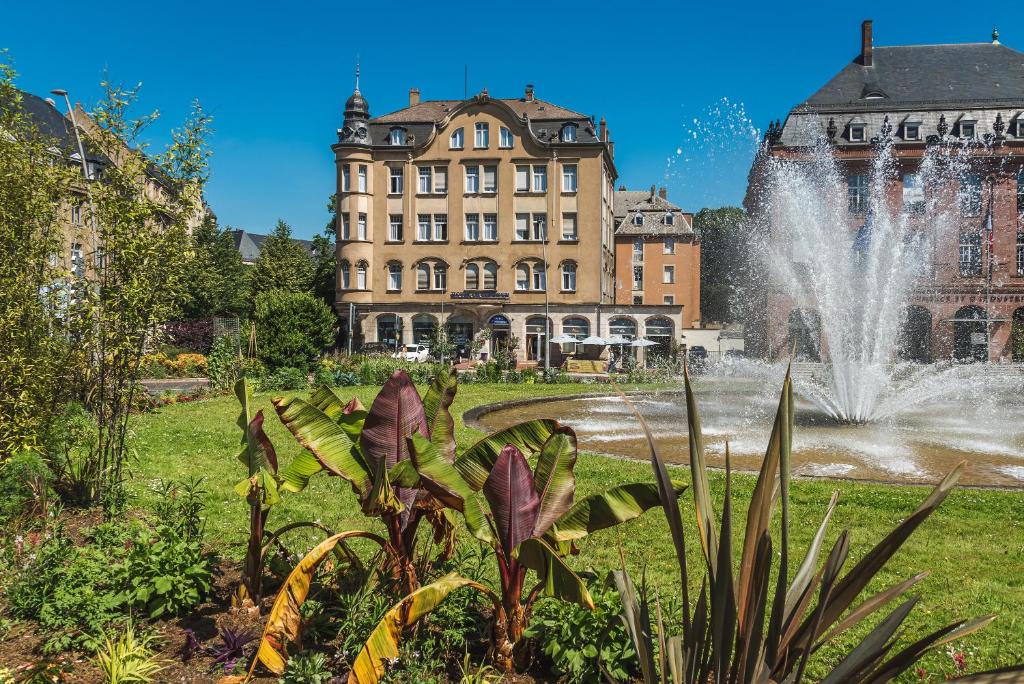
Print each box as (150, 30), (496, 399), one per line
(129, 381), (1024, 680)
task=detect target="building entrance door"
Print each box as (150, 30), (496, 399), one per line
(525, 316), (549, 362)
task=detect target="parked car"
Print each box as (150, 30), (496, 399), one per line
(688, 345), (709, 371)
(395, 344), (431, 362)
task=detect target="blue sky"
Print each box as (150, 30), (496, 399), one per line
(3, 1), (1012, 238)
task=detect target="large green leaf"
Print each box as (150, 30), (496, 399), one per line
(422, 366), (458, 463)
(273, 396), (371, 496)
(531, 427), (578, 537)
(455, 419), (559, 490)
(309, 387), (368, 440)
(517, 536), (594, 609)
(408, 432), (474, 509)
(550, 481), (686, 542)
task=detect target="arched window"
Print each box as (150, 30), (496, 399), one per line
(515, 263), (530, 291)
(561, 261), (577, 291)
(387, 262), (402, 291)
(450, 128), (464, 149)
(466, 263), (480, 290)
(562, 317), (589, 339)
(356, 261), (368, 290)
(389, 128), (407, 145)
(499, 126), (514, 148)
(417, 263), (430, 290)
(609, 317), (637, 339)
(561, 123), (577, 142)
(433, 263), (447, 290)
(412, 314), (437, 344)
(632, 213), (644, 226)
(483, 262), (498, 290)
(340, 260), (351, 289)
(645, 317), (674, 366)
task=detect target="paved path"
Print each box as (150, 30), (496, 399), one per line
(139, 377), (210, 394)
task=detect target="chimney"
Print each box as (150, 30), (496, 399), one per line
(409, 88), (420, 106)
(649, 185), (656, 199)
(525, 84), (535, 101)
(658, 187), (667, 200)
(599, 116), (607, 142)
(861, 20), (873, 66)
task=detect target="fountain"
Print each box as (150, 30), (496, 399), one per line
(472, 121), (1024, 488)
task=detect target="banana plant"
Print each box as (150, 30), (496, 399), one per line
(612, 365), (1019, 683)
(346, 426), (688, 680)
(271, 368), (561, 593)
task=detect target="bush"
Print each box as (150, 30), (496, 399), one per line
(525, 575), (639, 683)
(0, 450), (51, 522)
(206, 336), (242, 391)
(115, 522), (213, 618)
(258, 367), (309, 392)
(162, 319), (214, 353)
(254, 289), (335, 372)
(138, 351), (208, 379)
(281, 652), (333, 684)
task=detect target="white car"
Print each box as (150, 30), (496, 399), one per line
(395, 344), (431, 362)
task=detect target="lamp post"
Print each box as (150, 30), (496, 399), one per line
(50, 90), (89, 180)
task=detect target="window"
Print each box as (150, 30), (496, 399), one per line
(532, 213), (547, 240)
(450, 128), (464, 149)
(561, 213), (577, 240)
(532, 165), (547, 192)
(342, 165), (351, 191)
(433, 167), (447, 193)
(389, 167), (404, 194)
(356, 261), (367, 289)
(417, 263), (430, 290)
(515, 263), (530, 290)
(515, 165), (530, 191)
(664, 237), (675, 254)
(417, 215), (431, 241)
(903, 173), (925, 213)
(483, 214), (497, 241)
(466, 263), (480, 290)
(433, 264), (447, 290)
(904, 123), (921, 141)
(532, 263), (546, 290)
(562, 163), (577, 192)
(465, 213), (480, 241)
(342, 215), (351, 240)
(418, 167), (432, 193)
(357, 213), (367, 240)
(433, 214), (448, 241)
(1017, 170), (1024, 215)
(465, 165), (480, 193)
(483, 165), (497, 193)
(664, 295), (675, 305)
(389, 215), (403, 242)
(848, 174), (869, 214)
(960, 175), (982, 215)
(389, 128), (406, 145)
(663, 265), (675, 284)
(561, 124), (577, 142)
(960, 121), (976, 139)
(1017, 231), (1024, 276)
(71, 243), (84, 279)
(664, 212), (674, 225)
(849, 124), (866, 142)
(632, 265), (643, 290)
(483, 262), (497, 289)
(632, 213), (644, 226)
(959, 232), (982, 276)
(561, 262), (577, 291)
(340, 260), (351, 289)
(357, 165), (367, 192)
(387, 263), (402, 290)
(632, 238), (644, 263)
(71, 203), (82, 225)
(474, 122), (489, 148)
(499, 126), (513, 148)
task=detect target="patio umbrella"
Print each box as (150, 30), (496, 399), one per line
(549, 333), (579, 344)
(604, 334), (630, 346)
(631, 338), (659, 347)
(578, 335), (607, 346)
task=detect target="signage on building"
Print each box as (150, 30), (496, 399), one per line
(451, 290), (510, 300)
(971, 332), (988, 345)
(488, 314), (511, 326)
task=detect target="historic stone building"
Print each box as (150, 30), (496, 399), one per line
(746, 20), (1024, 362)
(333, 79), (693, 364)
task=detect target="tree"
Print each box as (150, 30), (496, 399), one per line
(311, 193), (338, 309)
(179, 216), (248, 319)
(693, 207), (749, 323)
(253, 289), (334, 371)
(249, 219), (314, 303)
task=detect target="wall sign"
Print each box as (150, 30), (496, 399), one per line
(451, 290), (510, 300)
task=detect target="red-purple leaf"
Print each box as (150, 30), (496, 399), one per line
(248, 410), (278, 473)
(359, 370), (429, 472)
(483, 445), (540, 556)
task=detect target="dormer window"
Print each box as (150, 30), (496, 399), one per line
(632, 213), (644, 226)
(561, 123), (577, 142)
(389, 128), (407, 145)
(849, 123), (867, 143)
(1017, 117), (1024, 138)
(960, 120), (977, 140)
(903, 122), (921, 141)
(664, 213), (674, 225)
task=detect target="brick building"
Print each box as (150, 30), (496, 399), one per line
(745, 20), (1024, 362)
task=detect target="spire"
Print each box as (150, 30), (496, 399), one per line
(992, 28), (1000, 44)
(354, 57), (361, 93)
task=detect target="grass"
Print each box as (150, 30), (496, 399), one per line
(128, 381), (1024, 681)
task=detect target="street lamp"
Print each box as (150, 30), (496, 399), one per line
(50, 89), (90, 181)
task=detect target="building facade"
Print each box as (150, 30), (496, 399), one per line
(746, 21), (1024, 362)
(333, 81), (694, 364)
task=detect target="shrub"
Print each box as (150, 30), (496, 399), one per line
(254, 289), (335, 372)
(162, 319), (214, 354)
(280, 652), (333, 684)
(93, 621), (166, 684)
(259, 366), (309, 392)
(0, 449), (51, 522)
(44, 402), (99, 505)
(115, 522), (213, 618)
(207, 336), (242, 391)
